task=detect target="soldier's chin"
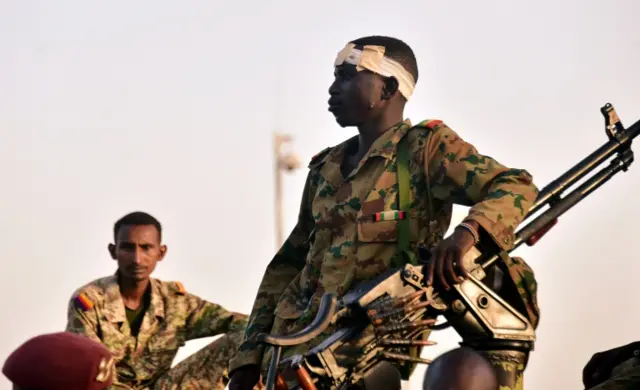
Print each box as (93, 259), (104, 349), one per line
(333, 114), (355, 128)
(123, 269), (149, 282)
(133, 274), (148, 282)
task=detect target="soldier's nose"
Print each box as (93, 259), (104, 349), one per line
(132, 250), (144, 264)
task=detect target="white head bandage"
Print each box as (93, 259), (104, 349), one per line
(334, 43), (416, 100)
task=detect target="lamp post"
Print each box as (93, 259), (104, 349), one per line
(273, 133), (301, 248)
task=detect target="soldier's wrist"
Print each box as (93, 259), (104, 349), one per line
(456, 221), (480, 244)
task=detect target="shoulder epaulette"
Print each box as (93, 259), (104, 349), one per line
(416, 119), (443, 129)
(308, 146), (333, 168)
(73, 292), (94, 312)
(173, 281), (186, 295)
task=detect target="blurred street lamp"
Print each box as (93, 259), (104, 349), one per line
(274, 133), (301, 247)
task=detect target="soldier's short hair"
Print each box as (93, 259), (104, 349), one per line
(114, 211), (162, 242)
(349, 35), (419, 85)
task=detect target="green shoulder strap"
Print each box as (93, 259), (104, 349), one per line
(395, 134), (415, 268)
(395, 128), (436, 379)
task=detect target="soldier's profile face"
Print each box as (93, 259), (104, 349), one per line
(328, 63), (384, 127)
(109, 224), (166, 282)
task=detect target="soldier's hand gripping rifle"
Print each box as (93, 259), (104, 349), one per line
(256, 104), (640, 390)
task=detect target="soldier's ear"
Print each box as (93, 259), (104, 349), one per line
(158, 245), (168, 262)
(108, 243), (117, 260)
(381, 77), (399, 100)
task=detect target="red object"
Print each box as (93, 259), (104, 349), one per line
(295, 366), (318, 390)
(2, 332), (114, 390)
(275, 375), (290, 390)
(526, 219), (559, 246)
(74, 293), (94, 311)
(422, 119), (443, 129)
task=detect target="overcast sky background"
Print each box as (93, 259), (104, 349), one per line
(1, 1), (640, 389)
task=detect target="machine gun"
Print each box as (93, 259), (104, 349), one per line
(256, 103), (640, 390)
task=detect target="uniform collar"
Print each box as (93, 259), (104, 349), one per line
(319, 119), (412, 164)
(367, 119), (412, 160)
(103, 273), (165, 323)
(316, 119), (412, 184)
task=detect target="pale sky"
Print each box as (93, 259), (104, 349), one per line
(1, 1), (640, 389)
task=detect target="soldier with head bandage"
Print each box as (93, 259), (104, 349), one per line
(229, 35), (540, 390)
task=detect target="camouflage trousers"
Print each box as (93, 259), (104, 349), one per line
(478, 349), (527, 390)
(587, 357), (640, 390)
(110, 334), (238, 390)
(153, 334), (236, 390)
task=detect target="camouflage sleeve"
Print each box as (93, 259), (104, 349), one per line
(65, 293), (101, 343)
(425, 123), (539, 250)
(183, 293), (248, 341)
(228, 172), (314, 373)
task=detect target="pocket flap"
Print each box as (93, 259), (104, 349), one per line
(357, 210), (425, 243)
(357, 210), (408, 243)
(357, 219), (399, 243)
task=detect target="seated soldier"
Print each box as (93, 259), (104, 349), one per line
(2, 331), (115, 390)
(65, 211), (251, 390)
(423, 347), (498, 390)
(583, 341), (640, 389)
(229, 35), (539, 390)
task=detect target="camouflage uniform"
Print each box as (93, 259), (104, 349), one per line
(230, 119), (540, 389)
(66, 275), (248, 390)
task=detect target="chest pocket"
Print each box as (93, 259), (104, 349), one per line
(357, 211), (423, 243)
(356, 210), (426, 279)
(96, 319), (132, 362)
(355, 158), (404, 242)
(357, 133), (425, 268)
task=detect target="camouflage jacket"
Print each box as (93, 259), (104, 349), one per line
(229, 119), (539, 372)
(66, 275), (248, 389)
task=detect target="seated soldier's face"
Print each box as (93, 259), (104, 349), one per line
(110, 224), (165, 282)
(328, 63), (385, 127)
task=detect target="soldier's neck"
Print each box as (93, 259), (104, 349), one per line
(119, 277), (150, 309)
(356, 110), (404, 156)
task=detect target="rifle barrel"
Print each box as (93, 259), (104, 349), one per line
(480, 118), (640, 271)
(527, 118), (640, 217)
(513, 150), (633, 248)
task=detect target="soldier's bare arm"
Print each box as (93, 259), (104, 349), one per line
(228, 172), (314, 373)
(65, 292), (102, 343)
(423, 122), (539, 288)
(183, 294), (248, 340)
